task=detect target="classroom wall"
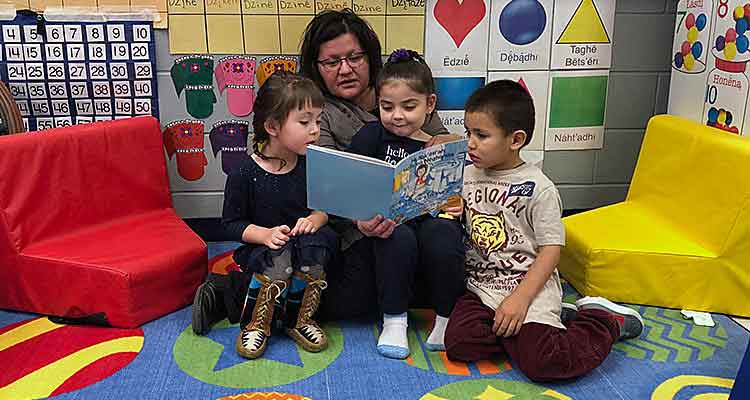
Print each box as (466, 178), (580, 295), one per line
(157, 1), (678, 217)
(542, 0), (676, 209)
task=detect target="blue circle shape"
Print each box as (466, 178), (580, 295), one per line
(738, 35), (749, 53)
(674, 52), (684, 68)
(716, 35), (726, 51)
(499, 0), (547, 45)
(696, 13), (707, 31)
(692, 41), (703, 58)
(737, 18), (748, 36)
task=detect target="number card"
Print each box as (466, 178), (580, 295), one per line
(0, 12), (159, 132)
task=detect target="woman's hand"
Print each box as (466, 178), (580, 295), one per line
(356, 215), (396, 239)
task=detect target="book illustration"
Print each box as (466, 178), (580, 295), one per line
(390, 146), (467, 223)
(306, 139), (469, 224)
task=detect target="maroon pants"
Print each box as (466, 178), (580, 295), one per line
(445, 291), (619, 382)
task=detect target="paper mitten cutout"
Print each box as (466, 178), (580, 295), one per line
(209, 119), (250, 174)
(256, 56), (298, 87)
(171, 56), (216, 119)
(215, 56), (257, 117)
(163, 120), (208, 181)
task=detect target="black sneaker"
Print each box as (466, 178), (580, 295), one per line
(192, 279), (227, 335)
(576, 296), (644, 340)
(561, 302), (578, 324)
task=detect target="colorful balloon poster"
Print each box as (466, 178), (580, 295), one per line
(668, 0), (713, 123)
(668, 0), (750, 136)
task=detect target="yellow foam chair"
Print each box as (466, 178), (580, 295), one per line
(559, 115), (750, 317)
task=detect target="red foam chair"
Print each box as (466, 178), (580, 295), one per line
(0, 116), (207, 328)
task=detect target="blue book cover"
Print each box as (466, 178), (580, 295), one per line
(306, 139), (468, 223)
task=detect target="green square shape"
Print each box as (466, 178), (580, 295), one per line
(549, 75), (608, 128)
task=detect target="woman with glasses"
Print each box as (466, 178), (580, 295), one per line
(299, 9), (459, 321)
(192, 9), (458, 334)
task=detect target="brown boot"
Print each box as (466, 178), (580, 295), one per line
(235, 273), (288, 359)
(285, 271), (328, 352)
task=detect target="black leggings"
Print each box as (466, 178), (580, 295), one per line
(373, 217), (465, 317)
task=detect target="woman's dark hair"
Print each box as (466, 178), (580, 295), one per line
(376, 48), (435, 96)
(252, 71), (324, 169)
(465, 80), (535, 147)
(299, 9), (382, 95)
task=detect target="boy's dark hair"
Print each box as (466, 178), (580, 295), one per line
(300, 9), (382, 95)
(376, 48), (435, 96)
(252, 71), (324, 169)
(465, 80), (535, 147)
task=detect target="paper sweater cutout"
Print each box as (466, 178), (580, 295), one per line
(163, 120), (207, 181)
(209, 119), (251, 175)
(171, 56), (216, 119)
(215, 56), (257, 117)
(256, 56), (298, 87)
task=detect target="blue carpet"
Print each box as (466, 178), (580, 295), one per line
(0, 241), (746, 400)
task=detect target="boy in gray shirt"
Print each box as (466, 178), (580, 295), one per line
(442, 80), (644, 382)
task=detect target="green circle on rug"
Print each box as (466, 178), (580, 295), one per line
(173, 320), (343, 388)
(373, 309), (512, 376)
(420, 378), (571, 399)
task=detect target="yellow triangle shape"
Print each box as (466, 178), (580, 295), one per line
(557, 0), (610, 44)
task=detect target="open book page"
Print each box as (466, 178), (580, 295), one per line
(389, 139), (468, 223)
(306, 145), (395, 220)
(307, 145), (393, 167)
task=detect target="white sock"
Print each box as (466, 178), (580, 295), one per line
(426, 315), (449, 351)
(377, 312), (409, 359)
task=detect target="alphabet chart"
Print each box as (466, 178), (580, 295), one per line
(0, 12), (159, 132)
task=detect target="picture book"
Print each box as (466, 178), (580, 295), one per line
(306, 139), (468, 223)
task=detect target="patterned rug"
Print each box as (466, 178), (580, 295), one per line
(0, 241), (746, 400)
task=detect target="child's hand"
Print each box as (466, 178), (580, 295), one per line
(291, 217), (317, 236)
(493, 293), (531, 338)
(263, 225), (290, 249)
(441, 197), (464, 218)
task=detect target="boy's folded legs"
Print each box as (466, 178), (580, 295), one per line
(445, 291), (639, 382)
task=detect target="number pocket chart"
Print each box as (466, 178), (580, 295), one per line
(0, 12), (159, 132)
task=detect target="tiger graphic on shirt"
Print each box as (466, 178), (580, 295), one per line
(468, 207), (509, 260)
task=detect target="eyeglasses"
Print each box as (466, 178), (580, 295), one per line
(316, 51), (367, 71)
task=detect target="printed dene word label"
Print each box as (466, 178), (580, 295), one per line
(391, 0), (425, 11)
(440, 114), (464, 127)
(243, 0), (274, 8)
(354, 2), (383, 12)
(316, 1), (350, 10)
(564, 45), (600, 67)
(497, 50), (540, 67)
(279, 0), (312, 9)
(169, 0), (199, 7)
(443, 55), (471, 67)
(553, 131), (596, 143)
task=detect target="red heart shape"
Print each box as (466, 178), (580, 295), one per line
(434, 0), (487, 48)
